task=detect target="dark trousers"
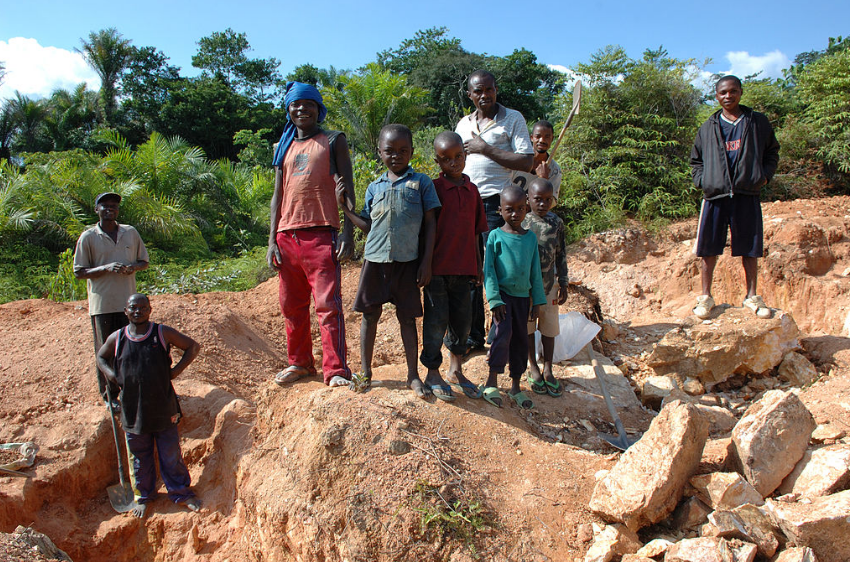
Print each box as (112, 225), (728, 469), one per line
(487, 293), (529, 379)
(91, 312), (128, 402)
(126, 425), (194, 504)
(420, 275), (474, 369)
(469, 194), (505, 346)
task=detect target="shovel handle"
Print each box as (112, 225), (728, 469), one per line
(590, 349), (632, 446)
(104, 385), (130, 488)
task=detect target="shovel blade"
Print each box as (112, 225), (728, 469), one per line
(107, 482), (137, 513)
(597, 431), (638, 452)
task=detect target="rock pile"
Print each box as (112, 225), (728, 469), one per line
(584, 390), (850, 562)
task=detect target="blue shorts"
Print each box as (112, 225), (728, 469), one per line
(694, 195), (763, 258)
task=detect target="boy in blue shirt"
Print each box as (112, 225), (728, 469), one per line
(482, 185), (546, 409)
(338, 124), (443, 399)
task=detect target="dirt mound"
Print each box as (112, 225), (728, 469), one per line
(1, 195), (849, 561)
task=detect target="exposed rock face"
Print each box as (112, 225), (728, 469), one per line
(583, 524), (642, 562)
(646, 309), (800, 388)
(689, 473), (764, 510)
(778, 352), (818, 387)
(707, 504), (779, 558)
(636, 538), (673, 558)
(662, 391), (738, 436)
(663, 537), (757, 562)
(768, 220), (836, 276)
(671, 497), (712, 531)
(774, 547), (819, 562)
(731, 390), (816, 496)
(765, 490), (850, 562)
(590, 401), (708, 531)
(777, 445), (850, 497)
(641, 375), (679, 409)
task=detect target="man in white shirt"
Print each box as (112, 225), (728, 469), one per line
(455, 70), (533, 352)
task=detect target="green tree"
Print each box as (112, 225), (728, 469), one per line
(797, 45), (850, 176)
(192, 28), (281, 102)
(8, 93), (50, 153)
(42, 84), (100, 151)
(120, 46), (180, 143)
(321, 63), (431, 156)
(77, 28), (133, 123)
(489, 48), (565, 123)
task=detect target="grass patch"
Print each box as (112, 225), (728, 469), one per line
(412, 480), (489, 550)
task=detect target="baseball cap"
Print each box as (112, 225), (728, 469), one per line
(95, 192), (122, 205)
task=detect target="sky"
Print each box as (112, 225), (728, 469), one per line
(0, 0), (845, 101)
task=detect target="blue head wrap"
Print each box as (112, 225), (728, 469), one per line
(271, 81), (328, 167)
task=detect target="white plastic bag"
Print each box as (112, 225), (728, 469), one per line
(534, 311), (601, 363)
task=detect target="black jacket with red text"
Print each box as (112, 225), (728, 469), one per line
(690, 105), (780, 200)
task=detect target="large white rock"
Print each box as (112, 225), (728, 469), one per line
(777, 444), (850, 498)
(777, 351), (818, 387)
(765, 490), (850, 562)
(583, 524), (642, 562)
(641, 375), (679, 409)
(774, 547), (819, 562)
(663, 537), (757, 562)
(731, 390), (816, 496)
(636, 538), (674, 558)
(647, 309), (799, 388)
(689, 472), (764, 510)
(707, 504), (779, 558)
(662, 391), (738, 436)
(590, 401), (708, 531)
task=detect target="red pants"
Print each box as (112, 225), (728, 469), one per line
(277, 229), (350, 382)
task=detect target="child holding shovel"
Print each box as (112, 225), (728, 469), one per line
(97, 293), (201, 518)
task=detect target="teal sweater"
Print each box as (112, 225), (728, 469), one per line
(484, 228), (547, 310)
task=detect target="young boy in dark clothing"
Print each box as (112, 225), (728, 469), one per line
(338, 124), (442, 399)
(423, 132), (489, 399)
(481, 185), (546, 410)
(523, 178), (569, 397)
(97, 293), (201, 518)
(690, 75), (780, 320)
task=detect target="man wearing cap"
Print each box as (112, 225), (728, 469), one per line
(74, 192), (149, 409)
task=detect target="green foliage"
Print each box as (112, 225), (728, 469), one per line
(77, 28), (132, 123)
(233, 128), (273, 168)
(0, 242), (56, 304)
(136, 246), (273, 295)
(412, 481), (488, 547)
(47, 248), (86, 302)
(557, 46), (703, 237)
(797, 46), (850, 176)
(322, 63), (431, 157)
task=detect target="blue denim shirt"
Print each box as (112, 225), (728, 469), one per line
(361, 168), (441, 263)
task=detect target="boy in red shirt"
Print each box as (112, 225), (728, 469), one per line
(427, 132), (489, 399)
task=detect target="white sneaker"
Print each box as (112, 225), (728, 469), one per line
(693, 295), (715, 319)
(743, 295), (772, 318)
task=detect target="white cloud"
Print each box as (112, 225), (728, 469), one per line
(0, 37), (100, 102)
(722, 50), (791, 80)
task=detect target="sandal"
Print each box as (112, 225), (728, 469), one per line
(743, 295), (772, 319)
(449, 380), (483, 399)
(430, 384), (456, 402)
(480, 386), (502, 408)
(545, 379), (562, 397)
(526, 374), (548, 395)
(274, 365), (313, 386)
(507, 390), (534, 410)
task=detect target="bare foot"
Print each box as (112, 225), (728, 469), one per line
(131, 502), (148, 518)
(407, 377), (431, 399)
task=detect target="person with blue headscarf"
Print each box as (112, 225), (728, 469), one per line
(267, 81), (355, 388)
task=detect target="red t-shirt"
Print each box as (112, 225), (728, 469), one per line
(431, 173), (488, 276)
(277, 132), (340, 232)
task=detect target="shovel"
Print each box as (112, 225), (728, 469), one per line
(547, 80), (582, 164)
(104, 386), (136, 512)
(589, 347), (638, 451)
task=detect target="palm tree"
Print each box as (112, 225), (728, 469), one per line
(77, 28), (132, 124)
(8, 93), (48, 153)
(43, 85), (100, 150)
(321, 63), (431, 157)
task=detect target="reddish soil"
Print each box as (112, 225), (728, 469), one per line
(1, 196), (849, 561)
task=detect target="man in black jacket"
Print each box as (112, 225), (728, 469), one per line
(690, 75), (780, 320)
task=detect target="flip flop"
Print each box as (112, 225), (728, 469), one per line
(449, 380), (483, 399)
(430, 384), (456, 402)
(526, 374), (548, 395)
(544, 379), (562, 397)
(507, 390), (534, 410)
(480, 386), (502, 408)
(274, 365), (312, 386)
